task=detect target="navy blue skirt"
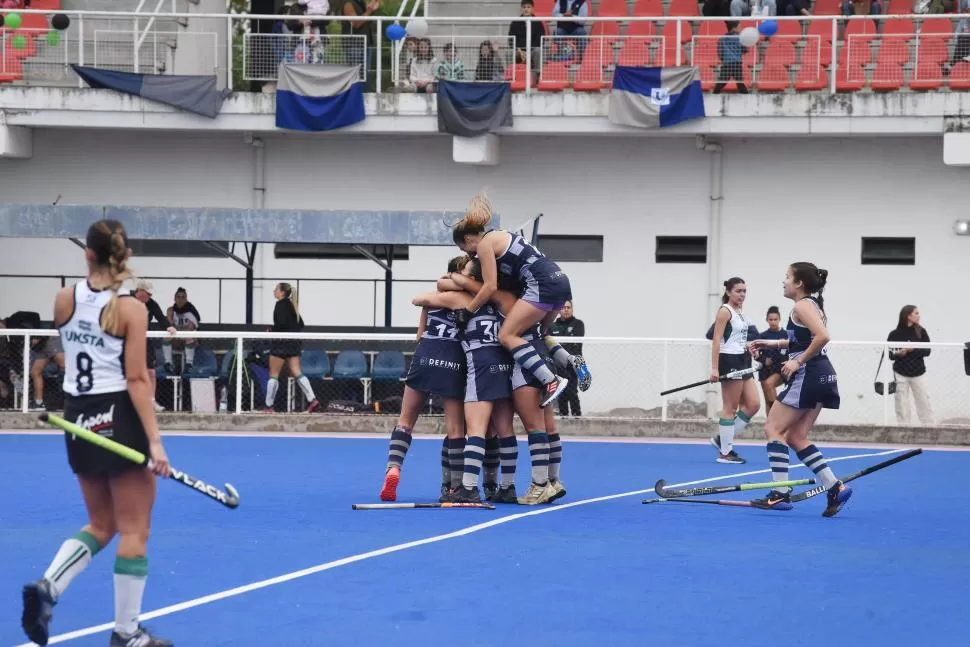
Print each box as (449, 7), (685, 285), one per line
(778, 355), (840, 410)
(464, 345), (513, 403)
(405, 338), (465, 401)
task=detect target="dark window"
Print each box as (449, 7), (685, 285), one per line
(861, 237), (915, 265)
(535, 235), (604, 263)
(128, 240), (231, 258)
(656, 236), (707, 263)
(274, 244), (410, 261)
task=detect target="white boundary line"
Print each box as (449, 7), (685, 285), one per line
(17, 447), (912, 646)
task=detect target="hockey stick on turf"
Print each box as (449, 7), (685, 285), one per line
(653, 477), (814, 499)
(352, 502), (496, 510)
(789, 448), (923, 503)
(660, 363), (762, 397)
(40, 413), (240, 509)
(641, 497), (772, 508)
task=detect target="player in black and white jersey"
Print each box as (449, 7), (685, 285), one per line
(379, 256), (469, 503)
(21, 219), (173, 647)
(450, 193), (591, 408)
(708, 277), (762, 465)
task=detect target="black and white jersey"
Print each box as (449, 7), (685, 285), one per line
(59, 282), (129, 397)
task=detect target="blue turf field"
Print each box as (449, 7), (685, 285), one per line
(1, 433), (968, 647)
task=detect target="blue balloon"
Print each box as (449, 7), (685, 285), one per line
(386, 23), (406, 42)
(758, 20), (778, 37)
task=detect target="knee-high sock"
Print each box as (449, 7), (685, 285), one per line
(483, 436), (500, 485)
(767, 441), (791, 493)
(265, 377), (279, 408)
(527, 430), (550, 485)
(113, 556), (148, 637)
(499, 436), (518, 487)
(796, 444), (839, 489)
(547, 433), (562, 481)
(718, 417), (736, 454)
(462, 436), (487, 489)
(511, 343), (557, 385)
(385, 424), (412, 470)
(43, 530), (102, 599)
(295, 374), (315, 402)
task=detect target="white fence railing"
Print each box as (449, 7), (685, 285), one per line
(241, 32), (367, 82)
(2, 329), (967, 428)
(93, 29), (217, 76)
(1, 8), (970, 94)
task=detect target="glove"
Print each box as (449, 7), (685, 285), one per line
(453, 308), (475, 327)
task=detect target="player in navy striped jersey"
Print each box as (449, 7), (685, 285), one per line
(380, 256), (470, 503)
(755, 306), (789, 414)
(450, 193), (590, 408)
(748, 263), (852, 517)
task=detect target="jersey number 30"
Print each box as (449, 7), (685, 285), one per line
(76, 352), (94, 394)
(479, 320), (500, 343)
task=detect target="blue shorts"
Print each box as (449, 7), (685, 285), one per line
(464, 345), (513, 403)
(521, 269), (572, 311)
(405, 338), (465, 401)
(778, 355), (840, 410)
(511, 338), (555, 391)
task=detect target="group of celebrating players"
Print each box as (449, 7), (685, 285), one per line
(20, 193), (851, 646)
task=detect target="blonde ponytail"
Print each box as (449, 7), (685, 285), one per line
(452, 191), (493, 244)
(280, 282), (300, 319)
(98, 222), (132, 337)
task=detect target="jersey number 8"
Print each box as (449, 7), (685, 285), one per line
(76, 352), (94, 394)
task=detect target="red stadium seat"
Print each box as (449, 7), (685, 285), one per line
(537, 61), (570, 91)
(794, 59), (827, 91)
(813, 0), (841, 14)
(572, 50), (607, 91)
(756, 62), (791, 92)
(772, 19), (803, 38)
(667, 0), (699, 16)
(917, 37), (950, 64)
(596, 0), (629, 16)
(836, 63), (866, 92)
(617, 39), (652, 66)
(908, 61), (944, 91)
(764, 39), (796, 66)
(632, 0), (664, 16)
(919, 18), (952, 38)
(948, 61), (970, 91)
(870, 60), (904, 91)
(505, 64), (528, 91)
(627, 21), (657, 37)
(698, 21), (726, 38)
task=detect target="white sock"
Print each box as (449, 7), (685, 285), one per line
(718, 417), (736, 454)
(161, 345), (173, 365)
(734, 411), (752, 436)
(43, 531), (101, 599)
(114, 557), (148, 637)
(265, 377), (279, 408)
(296, 375), (315, 401)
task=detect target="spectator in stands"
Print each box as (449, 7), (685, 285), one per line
(509, 0), (546, 68)
(945, 1), (970, 76)
(132, 280), (174, 412)
(342, 0), (381, 77)
(887, 305), (934, 425)
(776, 0), (811, 15)
(396, 37), (419, 88)
(474, 41), (506, 81)
(299, 0), (331, 40)
(434, 43), (466, 82)
(703, 0), (732, 17)
(408, 38), (438, 92)
(28, 333), (64, 412)
(0, 311), (40, 405)
(553, 0), (589, 60)
(163, 287), (201, 374)
(732, 0), (777, 16)
(714, 21), (749, 94)
(550, 300), (584, 417)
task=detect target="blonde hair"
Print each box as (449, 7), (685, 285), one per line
(452, 191), (493, 244)
(85, 219), (132, 337)
(279, 282), (300, 317)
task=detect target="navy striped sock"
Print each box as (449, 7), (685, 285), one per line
(547, 344), (572, 370)
(448, 438), (465, 489)
(499, 436), (518, 487)
(527, 430), (550, 485)
(796, 444), (838, 489)
(484, 436), (500, 486)
(548, 433), (562, 481)
(440, 437), (451, 486)
(462, 436), (486, 489)
(512, 342), (557, 385)
(386, 425), (411, 470)
(766, 441), (791, 493)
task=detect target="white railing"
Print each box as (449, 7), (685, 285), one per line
(241, 32), (367, 82)
(1, 8), (969, 94)
(2, 329), (967, 429)
(93, 29), (218, 76)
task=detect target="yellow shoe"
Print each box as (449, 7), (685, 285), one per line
(548, 479), (566, 502)
(517, 481), (556, 505)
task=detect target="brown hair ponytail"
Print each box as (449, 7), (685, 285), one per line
(86, 219), (132, 336)
(451, 191), (493, 244)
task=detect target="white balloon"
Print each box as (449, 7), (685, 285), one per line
(406, 18), (429, 38)
(739, 27), (760, 47)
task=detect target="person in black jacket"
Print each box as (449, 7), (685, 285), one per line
(132, 280), (173, 412)
(264, 282), (319, 413)
(549, 300), (584, 416)
(887, 305), (934, 425)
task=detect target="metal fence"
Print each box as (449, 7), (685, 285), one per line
(3, 329), (967, 428)
(241, 32), (366, 82)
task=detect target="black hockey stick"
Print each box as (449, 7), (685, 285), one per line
(40, 413), (240, 509)
(642, 497), (777, 508)
(352, 502), (496, 510)
(654, 477), (814, 499)
(790, 448), (922, 503)
(660, 364), (761, 396)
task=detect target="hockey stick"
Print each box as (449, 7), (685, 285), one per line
(790, 448), (922, 503)
(352, 502), (496, 510)
(641, 497), (767, 508)
(653, 477), (814, 499)
(660, 363), (762, 397)
(40, 413), (240, 509)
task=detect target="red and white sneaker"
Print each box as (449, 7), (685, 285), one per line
(540, 377), (569, 407)
(380, 467), (401, 502)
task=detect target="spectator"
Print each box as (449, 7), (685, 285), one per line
(132, 280), (174, 412)
(28, 334), (64, 412)
(408, 38), (438, 92)
(342, 0), (381, 77)
(552, 0), (589, 60)
(474, 41), (506, 81)
(887, 305), (934, 425)
(434, 43), (466, 82)
(299, 0), (331, 40)
(550, 300), (584, 416)
(1, 311), (40, 407)
(732, 0), (777, 16)
(714, 21), (749, 94)
(776, 0), (811, 15)
(945, 0), (970, 76)
(509, 0), (546, 68)
(163, 287), (201, 374)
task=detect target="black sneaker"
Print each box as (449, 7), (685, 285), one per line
(438, 484), (455, 503)
(452, 485), (482, 504)
(717, 450), (746, 464)
(109, 624), (173, 646)
(823, 481), (853, 518)
(483, 482), (498, 501)
(22, 578), (56, 646)
(489, 484), (518, 504)
(751, 490), (793, 511)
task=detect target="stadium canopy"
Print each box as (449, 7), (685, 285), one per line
(0, 204), (504, 325)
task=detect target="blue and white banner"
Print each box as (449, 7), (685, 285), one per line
(275, 63), (365, 132)
(608, 66), (705, 129)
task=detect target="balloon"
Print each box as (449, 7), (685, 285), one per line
(4, 11), (21, 30)
(386, 23), (406, 42)
(51, 13), (71, 31)
(739, 27), (760, 47)
(758, 20), (778, 37)
(12, 34), (26, 50)
(406, 18), (428, 38)
(47, 30), (60, 47)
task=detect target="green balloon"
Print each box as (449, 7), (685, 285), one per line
(4, 12), (22, 30)
(46, 30), (59, 47)
(12, 34), (26, 50)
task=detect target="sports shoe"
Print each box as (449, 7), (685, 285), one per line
(570, 355), (592, 392)
(489, 484), (518, 504)
(823, 481), (853, 518)
(717, 450), (746, 464)
(517, 481), (557, 505)
(548, 479), (567, 501)
(540, 377), (569, 407)
(306, 399), (320, 413)
(109, 624), (173, 646)
(22, 578), (56, 646)
(452, 485), (482, 504)
(483, 482), (498, 501)
(438, 484), (455, 503)
(751, 490), (793, 511)
(380, 466), (400, 502)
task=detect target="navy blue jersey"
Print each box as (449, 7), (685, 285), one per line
(491, 231), (563, 290)
(461, 304), (503, 351)
(422, 308), (459, 342)
(786, 297), (828, 359)
(758, 328), (788, 363)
